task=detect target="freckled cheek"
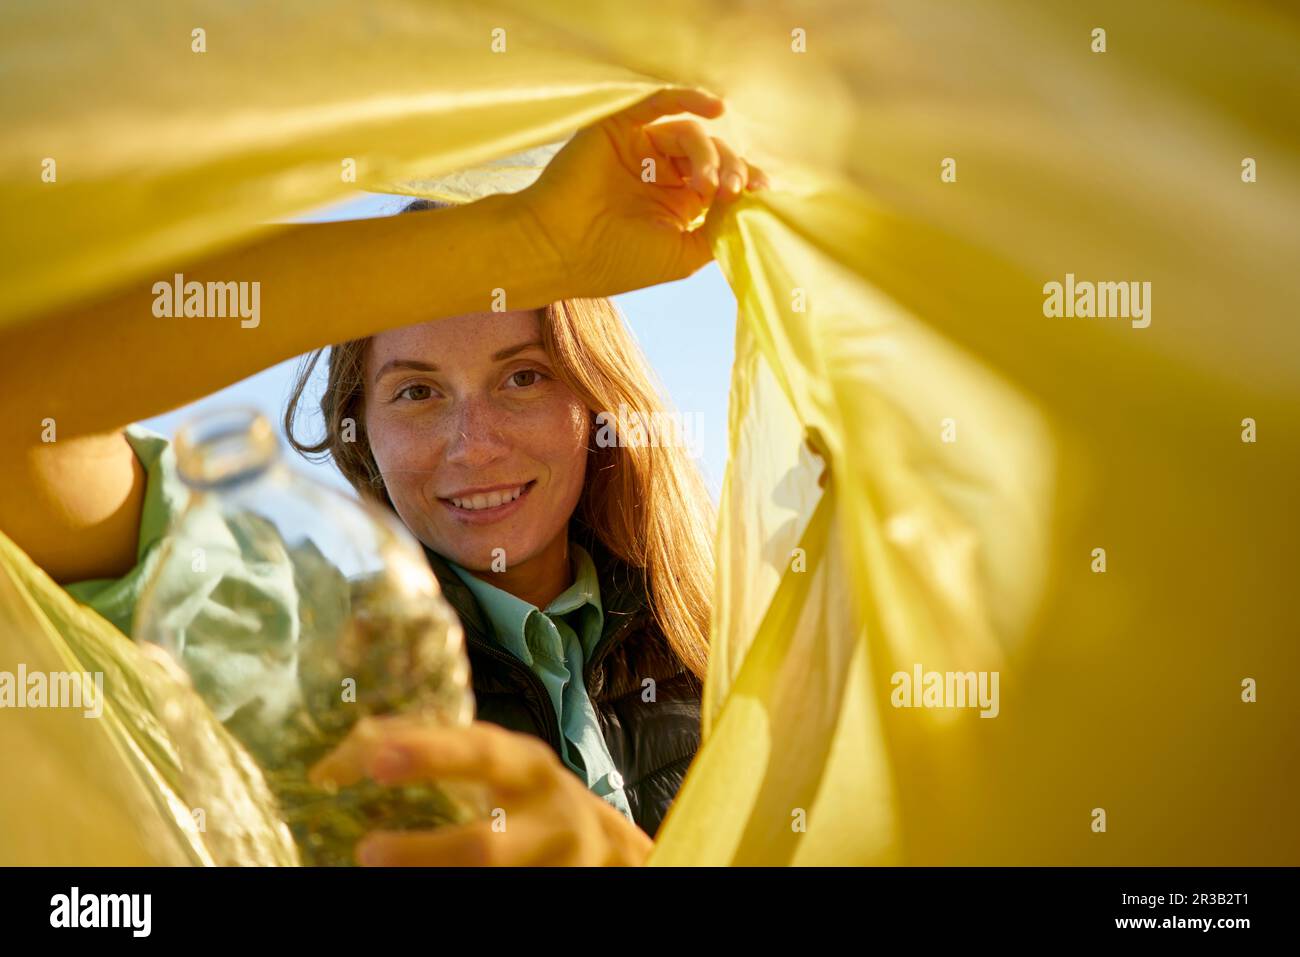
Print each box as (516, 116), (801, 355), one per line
(544, 405), (591, 495)
(367, 413), (445, 494)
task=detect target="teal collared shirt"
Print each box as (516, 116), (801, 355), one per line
(447, 546), (634, 821)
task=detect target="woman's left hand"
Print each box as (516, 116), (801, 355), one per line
(515, 87), (768, 301)
(309, 716), (654, 866)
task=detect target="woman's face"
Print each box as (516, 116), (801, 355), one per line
(363, 310), (590, 576)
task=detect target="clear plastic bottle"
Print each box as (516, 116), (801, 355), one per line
(134, 407), (480, 866)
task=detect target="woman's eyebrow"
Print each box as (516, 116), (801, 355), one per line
(371, 341), (544, 384)
(372, 358), (437, 384)
(492, 340), (544, 361)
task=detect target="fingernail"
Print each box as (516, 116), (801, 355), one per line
(372, 746), (409, 780)
(726, 174), (742, 194)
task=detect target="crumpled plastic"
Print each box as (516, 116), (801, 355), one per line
(2, 0), (1297, 865)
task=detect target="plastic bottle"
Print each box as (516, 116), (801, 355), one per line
(135, 407), (479, 865)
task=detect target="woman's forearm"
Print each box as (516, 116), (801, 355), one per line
(0, 191), (562, 442)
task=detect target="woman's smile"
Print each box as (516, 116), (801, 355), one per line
(438, 479), (536, 524)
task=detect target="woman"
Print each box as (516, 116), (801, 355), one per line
(0, 88), (766, 865)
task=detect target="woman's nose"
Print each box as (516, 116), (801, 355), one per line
(441, 397), (511, 468)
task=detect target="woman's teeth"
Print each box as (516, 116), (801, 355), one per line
(450, 485), (527, 510)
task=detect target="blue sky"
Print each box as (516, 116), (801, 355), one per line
(141, 192), (737, 498)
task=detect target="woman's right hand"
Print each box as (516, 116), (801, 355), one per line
(515, 87), (768, 301)
(310, 716), (654, 866)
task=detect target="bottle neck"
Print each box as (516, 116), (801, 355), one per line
(174, 407), (279, 490)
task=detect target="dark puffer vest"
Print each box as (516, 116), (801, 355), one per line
(422, 539), (703, 838)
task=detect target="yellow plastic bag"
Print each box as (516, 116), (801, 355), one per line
(0, 529), (297, 866)
(2, 0), (1297, 864)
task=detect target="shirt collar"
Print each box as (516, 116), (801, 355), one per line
(446, 544), (605, 662)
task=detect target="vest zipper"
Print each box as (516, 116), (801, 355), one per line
(583, 611), (642, 689)
(464, 635), (565, 755)
(461, 600), (642, 751)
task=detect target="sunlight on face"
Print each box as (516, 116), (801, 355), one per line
(363, 310), (589, 575)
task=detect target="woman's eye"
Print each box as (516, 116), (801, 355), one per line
(396, 384), (433, 402)
(506, 369), (543, 389)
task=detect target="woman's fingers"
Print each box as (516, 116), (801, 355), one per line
(651, 128), (769, 205)
(307, 715), (386, 788)
(309, 717), (555, 798)
(618, 87), (724, 128)
(370, 721), (556, 797)
(644, 119), (721, 199)
(711, 136), (750, 198)
(307, 715), (654, 867)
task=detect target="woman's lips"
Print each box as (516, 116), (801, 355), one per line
(439, 480), (535, 525)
